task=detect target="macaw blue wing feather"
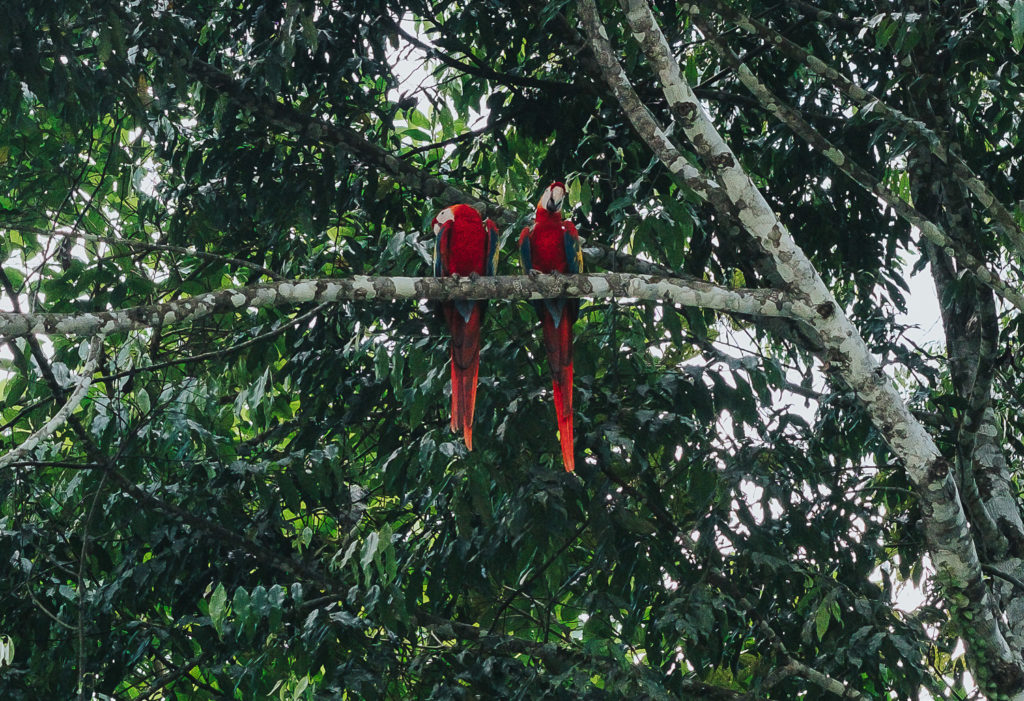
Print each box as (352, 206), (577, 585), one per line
(544, 298), (567, 328)
(519, 227), (533, 273)
(563, 222), (582, 275)
(434, 220), (454, 277)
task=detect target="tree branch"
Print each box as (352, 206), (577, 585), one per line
(384, 16), (576, 93)
(696, 0), (1024, 259)
(0, 273), (809, 338)
(589, 0), (1024, 690)
(783, 0), (865, 32)
(177, 54), (503, 220)
(171, 46), (692, 281)
(0, 334), (104, 470)
(11, 226), (286, 281)
(687, 12), (1024, 313)
(95, 303), (329, 382)
(414, 612), (744, 698)
(596, 451), (863, 699)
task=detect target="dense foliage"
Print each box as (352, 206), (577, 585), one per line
(1, 0), (1023, 698)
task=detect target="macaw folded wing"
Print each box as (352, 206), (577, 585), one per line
(432, 203), (499, 451)
(518, 181), (583, 472)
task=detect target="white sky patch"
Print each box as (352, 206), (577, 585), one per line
(387, 15), (489, 151)
(896, 247), (943, 349)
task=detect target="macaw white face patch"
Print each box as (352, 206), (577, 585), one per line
(540, 184), (565, 212)
(433, 206), (455, 235)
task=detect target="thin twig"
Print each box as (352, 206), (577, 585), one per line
(76, 471), (108, 700)
(96, 302), (329, 382)
(9, 225), (285, 281)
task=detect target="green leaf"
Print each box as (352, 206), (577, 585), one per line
(278, 474), (303, 514)
(815, 601), (831, 640)
(360, 531), (380, 574)
(2, 267), (24, 289)
(400, 127), (432, 143)
(406, 109), (431, 129)
(209, 583), (228, 638)
(1013, 0), (1024, 52)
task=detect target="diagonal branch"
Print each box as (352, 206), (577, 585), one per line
(695, 0), (1024, 259)
(383, 16), (576, 93)
(597, 453), (867, 699)
(582, 0), (1024, 691)
(687, 15), (1024, 313)
(783, 0), (864, 32)
(0, 273), (809, 339)
(0, 333), (104, 470)
(9, 225), (286, 281)
(171, 47), (686, 280)
(542, 14), (721, 205)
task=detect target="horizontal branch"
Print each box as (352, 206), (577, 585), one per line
(15, 226), (286, 281)
(0, 274), (808, 338)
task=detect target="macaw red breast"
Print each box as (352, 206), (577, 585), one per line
(530, 208), (573, 272)
(437, 203), (489, 276)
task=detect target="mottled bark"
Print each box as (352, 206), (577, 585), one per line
(584, 0), (1024, 692)
(685, 13), (1024, 312)
(0, 334), (104, 469)
(690, 0), (1024, 259)
(0, 273), (808, 339)
(911, 141), (1024, 671)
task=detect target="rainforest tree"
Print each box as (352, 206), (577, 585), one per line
(1, 0), (1024, 698)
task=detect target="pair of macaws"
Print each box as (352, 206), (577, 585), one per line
(432, 182), (582, 472)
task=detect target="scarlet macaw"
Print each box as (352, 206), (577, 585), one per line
(518, 182), (583, 471)
(432, 204), (499, 450)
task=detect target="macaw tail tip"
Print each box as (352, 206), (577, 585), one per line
(448, 306), (482, 454)
(552, 370), (575, 472)
(558, 421), (575, 471)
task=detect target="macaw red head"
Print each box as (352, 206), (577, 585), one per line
(431, 205), (457, 236)
(538, 181), (566, 215)
(432, 203), (481, 235)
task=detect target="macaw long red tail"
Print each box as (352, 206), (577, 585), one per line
(446, 302), (484, 451)
(540, 306), (576, 471)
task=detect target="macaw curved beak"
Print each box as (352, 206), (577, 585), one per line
(433, 206), (456, 234)
(543, 183), (566, 213)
